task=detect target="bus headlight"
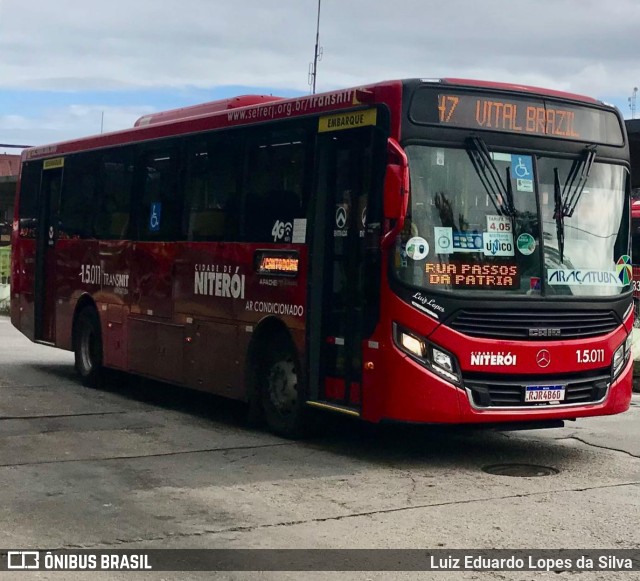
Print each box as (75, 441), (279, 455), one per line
(394, 323), (461, 385)
(400, 331), (426, 358)
(612, 334), (632, 379)
(433, 348), (454, 373)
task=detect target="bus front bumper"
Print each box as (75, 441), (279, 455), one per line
(366, 351), (633, 425)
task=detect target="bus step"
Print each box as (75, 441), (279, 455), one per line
(306, 400), (361, 417)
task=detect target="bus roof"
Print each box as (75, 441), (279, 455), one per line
(441, 78), (601, 105)
(22, 78), (616, 162)
(22, 80), (399, 161)
(134, 95), (285, 127)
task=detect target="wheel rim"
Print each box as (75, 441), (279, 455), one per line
(267, 357), (298, 415)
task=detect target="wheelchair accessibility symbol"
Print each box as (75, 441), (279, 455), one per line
(149, 202), (162, 232)
(511, 155), (533, 192)
(514, 157), (530, 178)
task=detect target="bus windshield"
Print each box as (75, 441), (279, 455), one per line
(394, 145), (629, 297)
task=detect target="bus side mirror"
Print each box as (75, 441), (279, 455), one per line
(384, 164), (403, 219)
(381, 138), (409, 249)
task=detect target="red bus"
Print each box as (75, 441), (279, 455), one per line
(11, 79), (633, 437)
(632, 201), (640, 314)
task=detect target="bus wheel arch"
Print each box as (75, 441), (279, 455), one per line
(245, 317), (310, 438)
(72, 298), (104, 387)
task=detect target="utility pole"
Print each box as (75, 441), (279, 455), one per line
(308, 0), (323, 94)
(629, 87), (638, 119)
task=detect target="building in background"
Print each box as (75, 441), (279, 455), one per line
(624, 120), (640, 386)
(626, 120), (640, 198)
(0, 154), (19, 245)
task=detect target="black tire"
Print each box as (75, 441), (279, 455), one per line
(74, 307), (104, 387)
(260, 336), (312, 439)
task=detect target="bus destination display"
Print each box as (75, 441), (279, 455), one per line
(438, 94), (583, 138)
(409, 89), (623, 145)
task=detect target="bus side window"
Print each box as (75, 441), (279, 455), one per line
(58, 153), (99, 239)
(17, 161), (43, 238)
(182, 137), (240, 242)
(243, 128), (307, 243)
(94, 148), (134, 240)
(136, 145), (182, 241)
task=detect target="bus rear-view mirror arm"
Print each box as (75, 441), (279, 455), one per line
(381, 138), (409, 249)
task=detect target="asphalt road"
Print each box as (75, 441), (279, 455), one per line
(0, 315), (638, 580)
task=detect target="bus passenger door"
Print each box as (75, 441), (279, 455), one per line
(308, 125), (382, 411)
(34, 162), (63, 343)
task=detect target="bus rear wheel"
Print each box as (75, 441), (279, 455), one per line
(260, 338), (311, 439)
(74, 307), (104, 387)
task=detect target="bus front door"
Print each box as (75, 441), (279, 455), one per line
(309, 126), (381, 412)
(34, 163), (63, 343)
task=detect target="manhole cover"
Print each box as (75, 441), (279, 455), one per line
(482, 463), (559, 477)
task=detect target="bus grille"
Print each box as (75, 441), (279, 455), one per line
(448, 309), (619, 340)
(463, 371), (610, 408)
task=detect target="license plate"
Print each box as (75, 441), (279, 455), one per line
(524, 385), (566, 403)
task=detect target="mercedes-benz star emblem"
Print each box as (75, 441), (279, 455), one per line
(536, 349), (551, 368)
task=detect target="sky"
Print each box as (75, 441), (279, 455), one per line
(1, 0), (640, 155)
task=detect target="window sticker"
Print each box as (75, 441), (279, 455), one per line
(547, 269), (622, 286)
(406, 237), (429, 260)
(434, 227), (453, 254)
(335, 204), (348, 228)
(482, 232), (514, 256)
(292, 218), (307, 243)
(511, 155), (533, 192)
(490, 152), (512, 162)
(271, 220), (293, 242)
(616, 255), (632, 285)
(149, 202), (161, 232)
(436, 149), (445, 166)
(517, 233), (536, 255)
(486, 215), (512, 233)
(398, 244), (408, 268)
(334, 204), (348, 237)
(451, 231), (483, 253)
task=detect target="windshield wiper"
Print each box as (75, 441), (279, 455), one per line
(552, 144), (597, 264)
(466, 136), (516, 217)
(553, 168), (565, 263)
(561, 144), (597, 218)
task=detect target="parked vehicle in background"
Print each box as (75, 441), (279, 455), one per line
(0, 245), (9, 312)
(632, 200), (640, 320)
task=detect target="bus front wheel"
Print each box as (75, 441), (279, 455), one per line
(260, 338), (311, 439)
(74, 307), (104, 387)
